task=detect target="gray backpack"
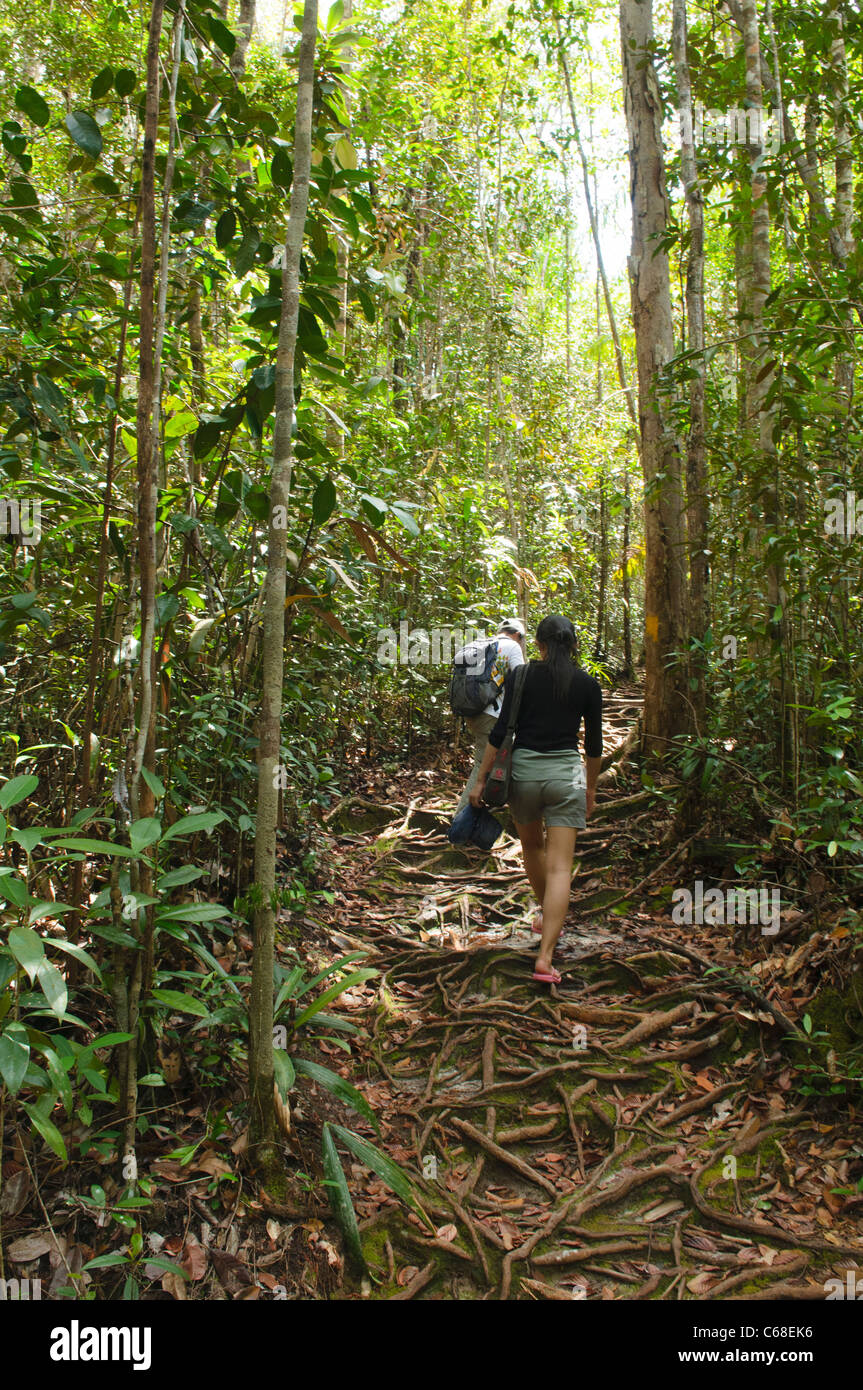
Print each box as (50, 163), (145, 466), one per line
(448, 639), (502, 717)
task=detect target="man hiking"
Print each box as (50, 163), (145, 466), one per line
(451, 618), (526, 814)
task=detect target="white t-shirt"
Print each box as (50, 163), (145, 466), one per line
(453, 635), (525, 719)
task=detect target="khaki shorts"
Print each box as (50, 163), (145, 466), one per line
(509, 748), (587, 829)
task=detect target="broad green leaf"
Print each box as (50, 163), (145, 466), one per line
(165, 410), (197, 439)
(140, 1256), (190, 1278)
(76, 1032), (134, 1065)
(157, 865), (203, 889)
(8, 925), (45, 981)
(45, 940), (102, 982)
(312, 476), (337, 526)
(0, 1022), (30, 1094)
(0, 873), (29, 907)
(83, 1251), (129, 1270)
(271, 146), (293, 190)
(90, 67), (114, 100)
(23, 1100), (67, 1162)
(155, 903), (228, 924)
(273, 1048), (295, 1102)
(43, 1045), (73, 1112)
(11, 827), (43, 854)
(65, 110), (102, 159)
(141, 768), (165, 799)
(45, 837), (133, 857)
(329, 29), (361, 47)
(207, 14), (236, 54)
(151, 988), (209, 1017)
(232, 230), (260, 277)
(15, 86), (50, 127)
(37, 960), (68, 1018)
(215, 209), (236, 247)
(130, 817), (162, 855)
(333, 137), (357, 170)
(321, 1122), (365, 1268)
(161, 811), (225, 842)
(390, 504), (420, 537)
(0, 774), (38, 810)
(114, 68), (136, 97)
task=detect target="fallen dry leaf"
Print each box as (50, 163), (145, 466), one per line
(161, 1270), (187, 1300)
(192, 1150), (233, 1179)
(180, 1238), (208, 1281)
(0, 1169), (31, 1216)
(643, 1200), (684, 1223)
(210, 1247), (254, 1297)
(8, 1232), (52, 1262)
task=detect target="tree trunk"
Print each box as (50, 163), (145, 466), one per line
(740, 0), (786, 771)
(123, 0), (166, 1179)
(620, 0), (690, 751)
(671, 0), (708, 727)
(230, 0), (256, 77)
(248, 0), (318, 1172)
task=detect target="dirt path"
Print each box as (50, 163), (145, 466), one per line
(321, 691), (863, 1300)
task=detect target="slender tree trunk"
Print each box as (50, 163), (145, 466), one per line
(131, 0), (165, 827)
(620, 0), (690, 751)
(230, 0), (256, 77)
(830, 0), (854, 665)
(122, 0), (166, 1179)
(331, 0), (353, 456)
(672, 0), (708, 726)
(621, 466), (633, 678)
(71, 217), (139, 926)
(740, 0), (786, 771)
(248, 0), (318, 1170)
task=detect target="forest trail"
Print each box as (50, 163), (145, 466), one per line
(318, 691), (863, 1300)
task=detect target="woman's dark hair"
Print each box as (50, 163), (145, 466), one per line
(535, 614), (579, 699)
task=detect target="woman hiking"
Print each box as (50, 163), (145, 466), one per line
(469, 614), (603, 984)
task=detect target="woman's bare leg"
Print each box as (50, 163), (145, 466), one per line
(515, 819), (545, 911)
(535, 826), (578, 974)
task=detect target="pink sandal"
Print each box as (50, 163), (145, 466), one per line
(531, 911), (543, 936)
(532, 966), (561, 985)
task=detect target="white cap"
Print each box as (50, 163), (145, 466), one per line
(499, 617), (526, 637)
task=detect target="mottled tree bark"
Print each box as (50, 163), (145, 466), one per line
(230, 0), (256, 77)
(672, 0), (708, 725)
(248, 0), (318, 1167)
(620, 0), (690, 751)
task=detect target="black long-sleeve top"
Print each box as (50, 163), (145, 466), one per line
(488, 660), (603, 757)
